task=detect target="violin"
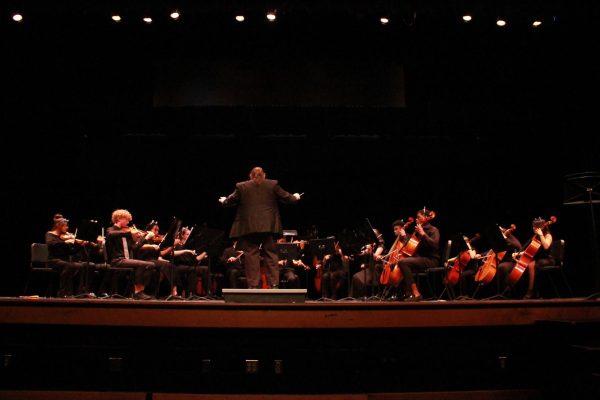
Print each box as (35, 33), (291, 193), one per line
(380, 218), (414, 286)
(507, 216), (556, 286)
(60, 230), (96, 247)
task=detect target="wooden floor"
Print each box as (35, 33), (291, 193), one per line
(1, 296), (599, 329)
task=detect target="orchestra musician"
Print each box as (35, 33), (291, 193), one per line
(171, 227), (210, 297)
(45, 215), (97, 297)
(503, 218), (554, 299)
(135, 220), (182, 299)
(397, 208), (440, 301)
(350, 228), (385, 298)
(319, 242), (349, 300)
(104, 209), (159, 300)
(219, 166), (301, 289)
(220, 241), (246, 288)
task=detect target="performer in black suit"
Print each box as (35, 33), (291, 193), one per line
(219, 166), (301, 289)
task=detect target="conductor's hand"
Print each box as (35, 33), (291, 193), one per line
(218, 196), (226, 204)
(293, 193), (301, 200)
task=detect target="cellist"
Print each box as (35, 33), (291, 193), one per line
(505, 218), (554, 299)
(397, 208), (440, 301)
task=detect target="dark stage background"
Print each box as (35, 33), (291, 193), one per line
(1, 0), (599, 296)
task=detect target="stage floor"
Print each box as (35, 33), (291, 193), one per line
(1, 296), (599, 329)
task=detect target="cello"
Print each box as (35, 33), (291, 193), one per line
(389, 211), (436, 287)
(507, 216), (556, 286)
(380, 218), (414, 285)
(444, 234), (478, 286)
(474, 224), (516, 284)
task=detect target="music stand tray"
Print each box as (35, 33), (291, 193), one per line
(277, 243), (300, 262)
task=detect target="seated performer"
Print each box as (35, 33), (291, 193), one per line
(503, 217), (554, 299)
(171, 227), (209, 297)
(104, 209), (159, 300)
(45, 215), (98, 297)
(320, 242), (349, 300)
(350, 228), (385, 298)
(397, 208), (440, 301)
(220, 241), (246, 288)
(135, 220), (182, 298)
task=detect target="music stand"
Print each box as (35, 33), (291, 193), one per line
(74, 219), (102, 298)
(161, 217), (182, 301)
(355, 218), (380, 299)
(564, 172), (600, 293)
(193, 226), (225, 298)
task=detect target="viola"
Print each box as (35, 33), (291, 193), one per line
(444, 234), (477, 286)
(389, 211), (436, 287)
(380, 218), (414, 285)
(507, 216), (556, 286)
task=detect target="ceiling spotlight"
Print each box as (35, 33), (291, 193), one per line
(462, 15), (472, 22)
(266, 12), (277, 22)
(111, 15), (122, 22)
(496, 18), (506, 27)
(235, 15), (245, 22)
(143, 16), (153, 24)
(380, 17), (389, 25)
(532, 20), (542, 27)
(12, 13), (23, 22)
(170, 11), (180, 20)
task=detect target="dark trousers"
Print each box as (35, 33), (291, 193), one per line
(398, 256), (439, 286)
(49, 259), (85, 297)
(112, 258), (156, 286)
(322, 270), (347, 299)
(238, 233), (278, 288)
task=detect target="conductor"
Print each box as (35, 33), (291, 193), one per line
(219, 167), (301, 289)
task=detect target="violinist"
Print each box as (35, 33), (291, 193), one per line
(45, 216), (95, 297)
(105, 209), (159, 300)
(135, 220), (182, 299)
(505, 218), (554, 299)
(397, 208), (440, 301)
(171, 227), (209, 298)
(350, 228), (385, 298)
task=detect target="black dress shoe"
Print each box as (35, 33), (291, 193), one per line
(96, 292), (109, 299)
(404, 294), (423, 302)
(133, 291), (153, 300)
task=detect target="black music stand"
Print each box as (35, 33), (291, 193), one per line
(277, 242), (302, 289)
(564, 172), (600, 293)
(192, 226), (225, 299)
(160, 217), (182, 301)
(74, 219), (102, 298)
(308, 237), (336, 298)
(355, 218), (380, 300)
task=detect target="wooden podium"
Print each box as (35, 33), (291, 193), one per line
(222, 288), (307, 303)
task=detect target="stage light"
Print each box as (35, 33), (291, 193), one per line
(266, 11), (276, 22)
(235, 15), (245, 22)
(111, 15), (121, 22)
(12, 13), (23, 22)
(532, 20), (542, 27)
(170, 10), (180, 20)
(496, 18), (506, 27)
(462, 15), (472, 22)
(380, 17), (389, 25)
(143, 16), (153, 24)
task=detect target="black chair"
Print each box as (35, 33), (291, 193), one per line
(538, 239), (573, 298)
(23, 243), (58, 297)
(416, 240), (451, 300)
